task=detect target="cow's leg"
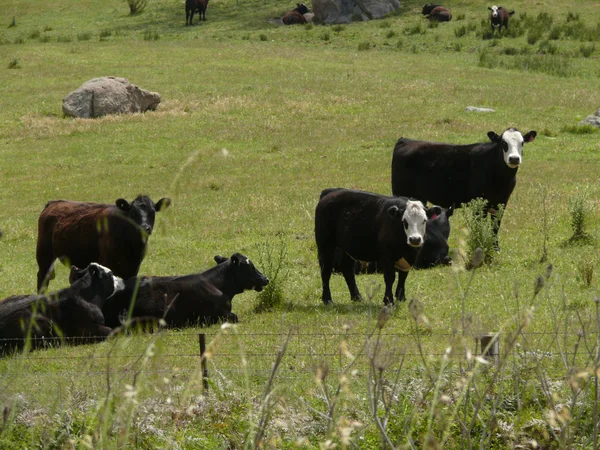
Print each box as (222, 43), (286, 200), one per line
(340, 254), (363, 302)
(318, 246), (335, 305)
(382, 266), (396, 305)
(36, 243), (56, 293)
(395, 270), (409, 302)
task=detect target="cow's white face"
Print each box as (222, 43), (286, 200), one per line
(90, 263), (126, 297)
(402, 200), (427, 248)
(501, 129), (525, 168)
(490, 5), (499, 17)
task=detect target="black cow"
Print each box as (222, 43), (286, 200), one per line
(36, 195), (170, 292)
(0, 263), (125, 356)
(422, 3), (452, 22)
(488, 5), (515, 31)
(391, 128), (536, 250)
(83, 253), (269, 328)
(186, 0), (209, 25)
(316, 188), (437, 305)
(282, 3), (310, 25)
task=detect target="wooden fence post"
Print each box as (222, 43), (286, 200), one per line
(199, 333), (209, 391)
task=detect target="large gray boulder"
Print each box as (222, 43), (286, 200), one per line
(62, 77), (161, 118)
(579, 109), (600, 128)
(313, 0), (399, 24)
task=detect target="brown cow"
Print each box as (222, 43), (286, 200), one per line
(422, 3), (452, 22)
(186, 0), (209, 25)
(36, 195), (170, 292)
(488, 5), (515, 31)
(283, 3), (309, 25)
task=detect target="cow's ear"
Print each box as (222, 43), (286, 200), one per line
(427, 206), (442, 220)
(155, 197), (171, 212)
(487, 6), (492, 10)
(214, 255), (228, 264)
(116, 198), (130, 211)
(509, 10), (515, 15)
(523, 131), (537, 143)
(387, 205), (404, 219)
(231, 254), (240, 265)
(447, 204), (455, 218)
(487, 131), (502, 143)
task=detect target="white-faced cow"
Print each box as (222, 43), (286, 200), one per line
(186, 0), (209, 25)
(282, 3), (310, 25)
(36, 195), (170, 292)
(84, 253), (269, 329)
(0, 263), (125, 356)
(316, 188), (437, 305)
(391, 128), (536, 250)
(488, 5), (515, 31)
(422, 3), (452, 22)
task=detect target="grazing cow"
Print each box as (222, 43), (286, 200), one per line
(488, 5), (515, 31)
(316, 188), (437, 305)
(282, 3), (310, 25)
(0, 263), (125, 356)
(36, 195), (170, 292)
(186, 0), (209, 25)
(391, 128), (536, 250)
(422, 3), (452, 22)
(85, 253), (269, 328)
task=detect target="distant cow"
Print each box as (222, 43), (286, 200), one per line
(36, 195), (170, 292)
(86, 253), (269, 328)
(186, 0), (209, 25)
(316, 188), (436, 305)
(0, 263), (125, 356)
(391, 128), (536, 250)
(282, 3), (310, 25)
(488, 5), (514, 31)
(422, 3), (452, 22)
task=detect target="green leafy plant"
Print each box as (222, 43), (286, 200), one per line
(462, 198), (505, 267)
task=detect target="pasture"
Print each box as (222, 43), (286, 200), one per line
(0, 0), (600, 447)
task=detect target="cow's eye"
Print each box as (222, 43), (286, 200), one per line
(502, 142), (509, 152)
(402, 219), (408, 228)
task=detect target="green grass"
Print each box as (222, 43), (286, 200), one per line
(1, 0), (600, 447)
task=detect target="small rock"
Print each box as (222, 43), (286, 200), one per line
(465, 106), (495, 113)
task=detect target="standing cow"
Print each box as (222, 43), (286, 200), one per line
(316, 188), (436, 305)
(85, 253), (269, 328)
(488, 5), (515, 31)
(0, 263), (125, 356)
(186, 0), (209, 25)
(391, 128), (536, 250)
(282, 3), (310, 25)
(36, 195), (170, 292)
(422, 4), (452, 22)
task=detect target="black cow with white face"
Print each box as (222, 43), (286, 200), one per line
(391, 128), (536, 250)
(95, 253), (269, 328)
(0, 263), (125, 356)
(316, 188), (437, 305)
(36, 195), (170, 292)
(488, 5), (515, 31)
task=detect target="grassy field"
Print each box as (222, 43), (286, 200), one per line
(1, 0), (600, 448)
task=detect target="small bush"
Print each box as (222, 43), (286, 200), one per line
(404, 23), (423, 36)
(357, 42), (370, 51)
(548, 25), (562, 40)
(561, 124), (598, 134)
(29, 29), (41, 39)
(462, 198), (504, 267)
(254, 240), (288, 313)
(577, 259), (595, 288)
(304, 23), (313, 30)
(77, 32), (92, 41)
(579, 44), (595, 58)
(143, 30), (159, 40)
(566, 12), (580, 23)
(259, 34), (267, 41)
(8, 58), (20, 69)
(385, 30), (396, 39)
(127, 0), (147, 15)
(454, 25), (467, 38)
(537, 40), (558, 55)
(540, 128), (557, 137)
(331, 24), (345, 33)
(502, 46), (519, 55)
(320, 32), (330, 41)
(565, 190), (594, 245)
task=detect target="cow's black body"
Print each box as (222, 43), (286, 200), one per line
(94, 253), (269, 328)
(0, 264), (123, 356)
(315, 188), (431, 305)
(186, 0), (208, 25)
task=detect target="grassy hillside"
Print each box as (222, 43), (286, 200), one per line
(1, 0), (600, 448)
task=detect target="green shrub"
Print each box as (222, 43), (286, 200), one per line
(254, 240), (288, 313)
(385, 30), (396, 39)
(561, 124), (598, 134)
(548, 25), (561, 40)
(566, 12), (580, 22)
(320, 32), (330, 41)
(405, 23), (423, 36)
(456, 13), (465, 21)
(259, 33), (267, 41)
(462, 198), (504, 267)
(579, 44), (595, 58)
(565, 190), (594, 245)
(454, 25), (467, 38)
(537, 40), (558, 55)
(8, 58), (20, 69)
(127, 0), (147, 15)
(304, 23), (313, 30)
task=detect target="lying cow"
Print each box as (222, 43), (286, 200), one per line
(186, 0), (209, 25)
(391, 128), (536, 250)
(282, 3), (310, 25)
(422, 3), (452, 22)
(316, 188), (436, 305)
(80, 253), (269, 328)
(0, 263), (124, 356)
(36, 195), (170, 292)
(488, 5), (515, 31)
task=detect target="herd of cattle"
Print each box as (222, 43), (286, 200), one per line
(0, 128), (536, 356)
(184, 0), (518, 31)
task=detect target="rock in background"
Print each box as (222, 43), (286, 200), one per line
(579, 109), (600, 128)
(62, 77), (161, 119)
(313, 0), (399, 24)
